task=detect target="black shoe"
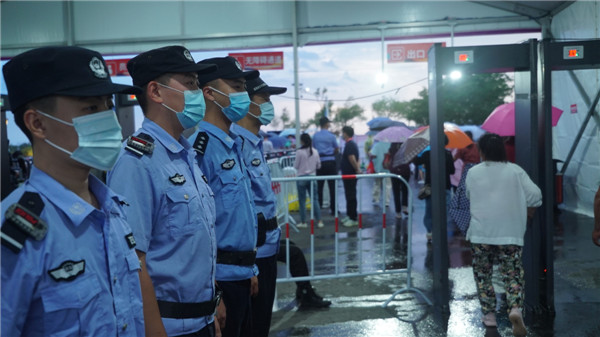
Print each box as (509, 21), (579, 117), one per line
(296, 286), (332, 310)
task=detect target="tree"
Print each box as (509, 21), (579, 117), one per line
(332, 99), (365, 129)
(279, 107), (295, 128)
(372, 97), (410, 118)
(386, 73), (512, 125)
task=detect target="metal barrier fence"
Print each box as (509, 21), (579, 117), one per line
(271, 172), (432, 307)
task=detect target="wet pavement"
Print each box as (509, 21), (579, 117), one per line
(269, 178), (600, 336)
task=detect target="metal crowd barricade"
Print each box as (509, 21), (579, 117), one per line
(271, 172), (432, 307)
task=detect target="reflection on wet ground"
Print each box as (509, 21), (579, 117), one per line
(270, 179), (600, 336)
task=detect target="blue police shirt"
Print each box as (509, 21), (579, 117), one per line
(189, 121), (258, 281)
(313, 129), (338, 162)
(107, 118), (217, 336)
(1, 166), (144, 337)
(231, 124), (280, 259)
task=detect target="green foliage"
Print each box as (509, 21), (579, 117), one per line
(372, 97), (410, 119)
(373, 73), (512, 125)
(332, 99), (365, 129)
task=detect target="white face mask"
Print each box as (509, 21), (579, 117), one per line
(37, 109), (123, 170)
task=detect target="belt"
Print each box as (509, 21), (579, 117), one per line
(217, 249), (256, 266)
(258, 215), (278, 231)
(157, 291), (222, 319)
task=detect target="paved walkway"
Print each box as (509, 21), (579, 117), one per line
(269, 178), (600, 336)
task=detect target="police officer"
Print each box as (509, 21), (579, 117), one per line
(189, 56), (259, 337)
(107, 46), (220, 337)
(232, 75), (285, 337)
(313, 116), (339, 215)
(1, 46), (144, 336)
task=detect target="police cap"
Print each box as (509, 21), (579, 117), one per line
(3, 46), (141, 111)
(197, 56), (259, 86)
(246, 76), (287, 97)
(127, 45), (217, 87)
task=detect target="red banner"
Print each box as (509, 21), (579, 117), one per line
(387, 43), (445, 63)
(105, 59), (131, 76)
(229, 52), (284, 70)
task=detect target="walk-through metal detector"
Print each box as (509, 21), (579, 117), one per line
(537, 38), (600, 323)
(427, 40), (546, 318)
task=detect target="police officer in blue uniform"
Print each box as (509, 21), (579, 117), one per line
(232, 75), (286, 337)
(1, 46), (145, 336)
(107, 46), (221, 337)
(189, 56), (259, 337)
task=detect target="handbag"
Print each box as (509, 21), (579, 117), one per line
(382, 153), (392, 170)
(366, 160), (375, 174)
(417, 184), (431, 200)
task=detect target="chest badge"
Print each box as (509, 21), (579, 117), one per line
(48, 260), (85, 282)
(251, 158), (261, 166)
(169, 173), (186, 185)
(221, 159), (236, 170)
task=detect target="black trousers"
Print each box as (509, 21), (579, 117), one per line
(316, 160), (337, 214)
(250, 254), (277, 337)
(174, 323), (215, 337)
(277, 240), (310, 289)
(342, 178), (357, 220)
(220, 279), (252, 337)
(391, 173), (409, 212)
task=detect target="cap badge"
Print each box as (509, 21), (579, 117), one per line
(183, 49), (194, 62)
(234, 60), (243, 70)
(89, 57), (108, 79)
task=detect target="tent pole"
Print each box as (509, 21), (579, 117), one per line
(292, 0), (301, 141)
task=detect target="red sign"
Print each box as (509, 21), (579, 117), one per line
(229, 52), (284, 70)
(387, 43), (445, 63)
(105, 58), (131, 76)
(570, 104), (577, 114)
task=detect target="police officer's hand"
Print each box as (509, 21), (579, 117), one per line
(215, 299), (226, 332)
(215, 318), (222, 337)
(250, 276), (259, 297)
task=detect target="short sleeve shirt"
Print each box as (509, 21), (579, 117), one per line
(313, 129), (338, 162)
(231, 124), (280, 259)
(1, 166), (144, 337)
(341, 139), (359, 174)
(107, 118), (217, 335)
(189, 121), (258, 281)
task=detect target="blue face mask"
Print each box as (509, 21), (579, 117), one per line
(209, 87), (251, 123)
(37, 109), (123, 171)
(249, 101), (275, 125)
(159, 83), (206, 129)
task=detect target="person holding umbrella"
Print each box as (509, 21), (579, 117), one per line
(412, 134), (455, 242)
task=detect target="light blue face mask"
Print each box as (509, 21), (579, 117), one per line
(249, 101), (275, 125)
(37, 109), (123, 171)
(159, 83), (206, 129)
(209, 87), (251, 123)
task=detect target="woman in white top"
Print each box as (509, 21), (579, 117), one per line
(294, 133), (323, 228)
(466, 133), (542, 336)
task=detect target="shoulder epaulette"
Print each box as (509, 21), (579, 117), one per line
(1, 192), (47, 253)
(193, 132), (209, 155)
(125, 133), (155, 157)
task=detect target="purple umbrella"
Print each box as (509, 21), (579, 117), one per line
(373, 126), (414, 143)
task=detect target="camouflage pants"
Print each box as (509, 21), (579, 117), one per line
(471, 243), (524, 315)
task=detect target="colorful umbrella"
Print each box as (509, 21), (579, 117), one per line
(481, 102), (563, 136)
(278, 128), (297, 138)
(393, 124), (473, 165)
(373, 126), (414, 143)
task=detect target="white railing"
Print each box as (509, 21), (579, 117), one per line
(271, 172), (432, 307)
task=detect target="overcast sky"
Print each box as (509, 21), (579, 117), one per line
(2, 31), (539, 145)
